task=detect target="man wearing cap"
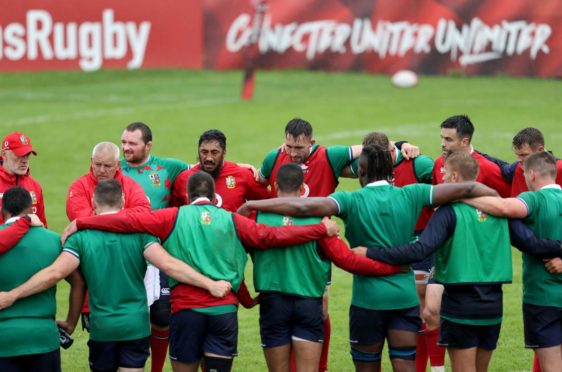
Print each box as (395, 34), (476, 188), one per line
(0, 132), (47, 226)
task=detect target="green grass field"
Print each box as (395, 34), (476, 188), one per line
(1, 69), (561, 371)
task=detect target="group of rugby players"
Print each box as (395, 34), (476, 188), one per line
(0, 116), (560, 372)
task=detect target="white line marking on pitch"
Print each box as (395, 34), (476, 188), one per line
(4, 97), (239, 127)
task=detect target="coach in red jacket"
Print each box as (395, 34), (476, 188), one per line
(66, 142), (151, 221)
(0, 132), (47, 226)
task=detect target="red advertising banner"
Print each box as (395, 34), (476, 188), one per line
(1, 0), (560, 76)
(0, 0), (203, 71)
(205, 0), (562, 77)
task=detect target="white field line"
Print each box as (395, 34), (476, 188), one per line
(315, 124), (435, 142)
(4, 97), (239, 127)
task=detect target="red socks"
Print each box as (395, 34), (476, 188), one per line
(532, 355), (541, 372)
(416, 323), (429, 372)
(150, 327), (169, 372)
(425, 327), (445, 369)
(319, 316), (331, 371)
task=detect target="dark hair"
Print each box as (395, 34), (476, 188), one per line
(359, 144), (393, 183)
(276, 163), (303, 193)
(188, 171), (215, 201)
(199, 129), (227, 150)
(285, 118), (313, 138)
(362, 132), (390, 149)
(93, 180), (123, 208)
(512, 127), (544, 150)
(1, 186), (32, 217)
(524, 151), (557, 179)
(125, 122), (153, 144)
(444, 151), (479, 181)
(440, 115), (474, 142)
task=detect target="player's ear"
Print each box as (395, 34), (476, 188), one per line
(310, 138), (316, 146)
(146, 141), (153, 151)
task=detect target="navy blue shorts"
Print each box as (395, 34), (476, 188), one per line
(150, 271), (171, 327)
(523, 303), (562, 348)
(259, 293), (324, 348)
(0, 349), (60, 372)
(438, 319), (501, 350)
(169, 309), (238, 363)
(349, 305), (421, 345)
(88, 337), (150, 371)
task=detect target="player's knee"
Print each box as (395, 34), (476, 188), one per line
(350, 348), (381, 363)
(388, 346), (416, 361)
(150, 299), (171, 328)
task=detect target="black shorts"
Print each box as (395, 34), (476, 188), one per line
(169, 309), (238, 363)
(523, 303), (562, 348)
(259, 293), (324, 348)
(88, 337), (150, 371)
(0, 349), (60, 372)
(438, 319), (501, 350)
(349, 305), (421, 345)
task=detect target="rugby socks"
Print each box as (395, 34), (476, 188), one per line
(532, 355), (542, 372)
(319, 316), (331, 371)
(425, 327), (445, 371)
(416, 323), (429, 372)
(150, 327), (169, 372)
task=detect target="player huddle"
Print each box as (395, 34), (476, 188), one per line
(0, 116), (560, 372)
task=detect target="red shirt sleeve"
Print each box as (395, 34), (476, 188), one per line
(236, 280), (255, 309)
(170, 171), (189, 208)
(243, 170), (271, 201)
(232, 213), (327, 249)
(66, 178), (94, 221)
(77, 208), (179, 241)
(318, 236), (400, 276)
(0, 218), (31, 255)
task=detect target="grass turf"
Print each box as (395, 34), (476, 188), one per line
(0, 69), (560, 371)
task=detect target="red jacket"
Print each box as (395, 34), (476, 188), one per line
(66, 168), (151, 221)
(0, 165), (47, 226)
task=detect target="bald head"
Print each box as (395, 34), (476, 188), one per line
(91, 142), (120, 181)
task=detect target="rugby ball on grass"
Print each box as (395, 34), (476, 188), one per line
(391, 70), (418, 88)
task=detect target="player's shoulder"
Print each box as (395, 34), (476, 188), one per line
(28, 226), (61, 242)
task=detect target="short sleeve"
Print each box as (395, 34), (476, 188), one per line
(63, 233), (82, 259)
(413, 155), (434, 184)
(404, 184), (433, 207)
(163, 158), (190, 183)
(326, 146), (353, 178)
(259, 149), (279, 180)
(141, 234), (160, 251)
(329, 191), (351, 218)
(517, 191), (535, 223)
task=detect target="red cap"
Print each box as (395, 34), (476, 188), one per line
(2, 132), (37, 156)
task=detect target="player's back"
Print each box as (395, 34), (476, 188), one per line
(63, 229), (154, 341)
(253, 212), (329, 298)
(0, 224), (60, 357)
(329, 183), (432, 310)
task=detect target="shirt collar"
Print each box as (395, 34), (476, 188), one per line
(541, 184), (561, 190)
(365, 180), (390, 187)
(191, 197), (211, 205)
(5, 216), (21, 224)
(98, 211), (120, 215)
